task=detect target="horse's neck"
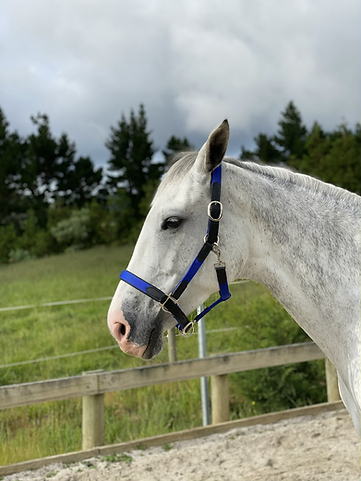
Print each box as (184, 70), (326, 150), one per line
(227, 164), (361, 371)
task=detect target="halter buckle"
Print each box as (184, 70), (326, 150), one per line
(160, 294), (179, 313)
(208, 201), (223, 222)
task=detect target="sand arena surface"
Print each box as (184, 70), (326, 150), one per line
(2, 409), (360, 481)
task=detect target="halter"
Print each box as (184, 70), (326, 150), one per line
(119, 164), (231, 336)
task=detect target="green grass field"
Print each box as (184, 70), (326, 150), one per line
(0, 246), (326, 464)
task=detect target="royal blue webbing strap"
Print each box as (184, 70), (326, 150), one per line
(119, 270), (165, 302)
(190, 264), (231, 323)
(171, 242), (213, 300)
(171, 164), (222, 300)
(206, 164), (222, 244)
(119, 270), (190, 328)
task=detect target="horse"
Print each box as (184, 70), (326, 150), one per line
(108, 120), (361, 435)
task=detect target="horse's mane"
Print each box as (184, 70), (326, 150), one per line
(157, 151), (361, 209)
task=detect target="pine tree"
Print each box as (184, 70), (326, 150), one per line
(55, 131), (103, 208)
(240, 145), (256, 162)
(106, 104), (164, 213)
(299, 122), (330, 176)
(274, 101), (308, 165)
(300, 122), (361, 194)
(240, 133), (281, 164)
(0, 108), (26, 222)
(18, 114), (102, 225)
(25, 113), (58, 204)
(324, 124), (361, 194)
(162, 135), (194, 164)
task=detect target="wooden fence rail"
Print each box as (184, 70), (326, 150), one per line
(0, 342), (340, 451)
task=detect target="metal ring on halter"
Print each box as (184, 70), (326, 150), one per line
(208, 201), (223, 221)
(179, 321), (195, 337)
(204, 234), (220, 245)
(160, 294), (179, 313)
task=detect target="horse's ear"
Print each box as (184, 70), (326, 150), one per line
(195, 120), (230, 174)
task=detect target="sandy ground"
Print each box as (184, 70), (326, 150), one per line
(3, 409), (360, 481)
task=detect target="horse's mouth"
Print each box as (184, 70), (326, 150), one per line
(142, 327), (163, 360)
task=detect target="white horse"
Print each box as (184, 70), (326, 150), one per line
(108, 120), (361, 435)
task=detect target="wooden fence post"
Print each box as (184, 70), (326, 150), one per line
(211, 374), (230, 424)
(325, 358), (341, 402)
(82, 371), (105, 450)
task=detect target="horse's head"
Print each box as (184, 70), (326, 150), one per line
(108, 120), (234, 359)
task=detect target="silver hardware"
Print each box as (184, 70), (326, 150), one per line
(179, 321), (195, 337)
(207, 201), (223, 222)
(212, 243), (227, 270)
(212, 243), (222, 263)
(204, 234), (220, 244)
(160, 294), (179, 313)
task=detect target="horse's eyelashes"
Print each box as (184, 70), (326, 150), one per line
(162, 217), (183, 230)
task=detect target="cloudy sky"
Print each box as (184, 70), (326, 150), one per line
(1, 0), (360, 166)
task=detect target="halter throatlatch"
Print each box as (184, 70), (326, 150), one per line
(119, 164), (231, 336)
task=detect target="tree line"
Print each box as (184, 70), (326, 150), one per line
(0, 101), (360, 263)
(0, 104), (192, 262)
(241, 101), (361, 194)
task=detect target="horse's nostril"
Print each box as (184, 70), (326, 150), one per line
(119, 323), (126, 337)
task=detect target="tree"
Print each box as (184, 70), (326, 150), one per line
(0, 108), (25, 222)
(22, 114), (58, 210)
(105, 104), (164, 213)
(241, 133), (281, 164)
(162, 135), (194, 164)
(298, 122), (330, 175)
(50, 207), (91, 249)
(238, 101), (361, 194)
(54, 132), (77, 198)
(298, 122), (361, 194)
(0, 223), (18, 262)
(56, 154), (103, 207)
(326, 126), (361, 194)
(274, 101), (308, 165)
(256, 134), (282, 164)
(240, 101), (307, 167)
(54, 132), (103, 206)
(240, 145), (256, 162)
(13, 114), (103, 225)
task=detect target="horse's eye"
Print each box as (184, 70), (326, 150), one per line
(162, 217), (183, 230)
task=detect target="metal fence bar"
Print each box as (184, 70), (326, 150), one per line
(197, 305), (210, 426)
(0, 297), (112, 313)
(0, 281), (249, 313)
(0, 328), (240, 370)
(0, 346), (119, 369)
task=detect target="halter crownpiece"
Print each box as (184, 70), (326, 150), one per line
(119, 163), (231, 336)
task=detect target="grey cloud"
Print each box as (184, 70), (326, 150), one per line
(1, 0), (359, 165)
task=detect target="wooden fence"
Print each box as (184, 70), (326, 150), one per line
(0, 342), (340, 452)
